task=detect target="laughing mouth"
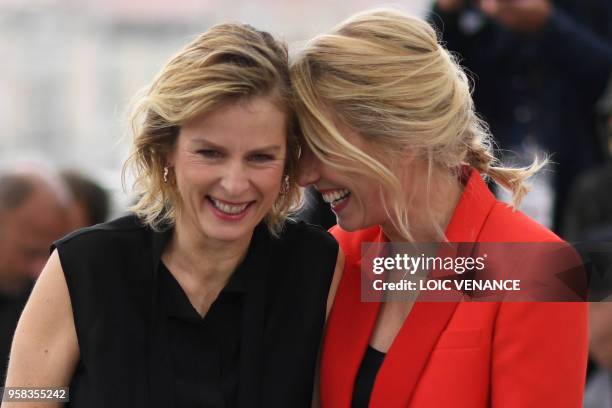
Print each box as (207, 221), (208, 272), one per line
(207, 196), (253, 215)
(321, 189), (351, 205)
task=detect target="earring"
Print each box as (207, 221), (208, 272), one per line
(280, 175), (290, 195)
(163, 166), (169, 183)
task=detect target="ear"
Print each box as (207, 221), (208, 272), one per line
(164, 146), (176, 168)
(163, 127), (181, 168)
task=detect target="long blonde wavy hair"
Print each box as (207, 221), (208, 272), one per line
(123, 23), (302, 235)
(290, 9), (544, 240)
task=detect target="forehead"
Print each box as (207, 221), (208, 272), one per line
(314, 110), (371, 154)
(309, 110), (398, 170)
(179, 96), (287, 148)
(332, 116), (367, 148)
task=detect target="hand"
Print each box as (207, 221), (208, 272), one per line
(436, 0), (469, 12)
(478, 0), (552, 33)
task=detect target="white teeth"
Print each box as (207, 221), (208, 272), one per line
(211, 198), (249, 215)
(321, 189), (350, 204)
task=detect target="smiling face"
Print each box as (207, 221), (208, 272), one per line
(168, 95), (287, 244)
(298, 120), (396, 232)
(298, 117), (465, 241)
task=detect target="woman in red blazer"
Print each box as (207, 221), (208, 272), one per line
(290, 8), (588, 408)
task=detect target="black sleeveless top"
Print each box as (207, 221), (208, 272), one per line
(53, 215), (338, 408)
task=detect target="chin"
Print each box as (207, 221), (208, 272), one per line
(337, 212), (376, 232)
(206, 227), (251, 242)
(198, 217), (254, 242)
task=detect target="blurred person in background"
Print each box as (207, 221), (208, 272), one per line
(562, 76), (612, 242)
(430, 0), (612, 232)
(0, 164), (71, 384)
(60, 169), (110, 230)
(561, 76), (612, 408)
(586, 303), (612, 408)
(3, 22), (341, 408)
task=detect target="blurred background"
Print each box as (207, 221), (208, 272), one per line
(0, 0), (431, 214)
(1, 1), (611, 404)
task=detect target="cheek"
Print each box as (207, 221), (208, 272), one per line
(256, 169), (284, 196)
(355, 183), (387, 216)
(177, 164), (213, 190)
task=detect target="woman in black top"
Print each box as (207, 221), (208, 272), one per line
(3, 23), (342, 408)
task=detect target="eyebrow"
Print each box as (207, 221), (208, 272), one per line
(191, 139), (283, 154)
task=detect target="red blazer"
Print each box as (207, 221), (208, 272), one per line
(321, 169), (588, 407)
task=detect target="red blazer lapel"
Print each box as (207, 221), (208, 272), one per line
(445, 169), (497, 243)
(320, 228), (385, 407)
(320, 260), (380, 407)
(370, 170), (497, 406)
(369, 301), (459, 406)
(323, 169), (497, 407)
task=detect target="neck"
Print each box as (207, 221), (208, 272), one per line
(382, 168), (464, 243)
(162, 216), (253, 287)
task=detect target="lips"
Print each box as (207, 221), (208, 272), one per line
(207, 196), (253, 215)
(319, 188), (351, 213)
(320, 188), (351, 204)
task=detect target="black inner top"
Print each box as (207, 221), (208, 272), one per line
(351, 345), (386, 408)
(160, 261), (244, 408)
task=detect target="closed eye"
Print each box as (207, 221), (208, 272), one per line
(197, 149), (223, 159)
(248, 153), (275, 162)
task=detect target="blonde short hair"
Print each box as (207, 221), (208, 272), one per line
(291, 9), (544, 240)
(124, 23), (301, 235)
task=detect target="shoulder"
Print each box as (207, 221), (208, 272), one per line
(277, 219), (339, 252)
(51, 215), (156, 321)
(481, 201), (562, 243)
(273, 220), (340, 280)
(52, 214), (154, 280)
(53, 214), (150, 254)
(329, 225), (381, 258)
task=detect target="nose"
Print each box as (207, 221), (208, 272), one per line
(220, 160), (250, 197)
(298, 146), (321, 187)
